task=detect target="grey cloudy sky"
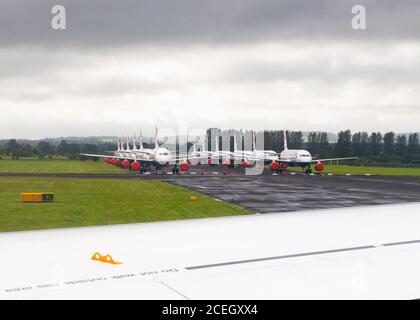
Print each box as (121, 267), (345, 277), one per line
(0, 0), (419, 138)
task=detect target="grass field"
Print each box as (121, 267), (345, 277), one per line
(0, 177), (251, 233)
(2, 159), (420, 176)
(289, 164), (420, 176)
(0, 159), (126, 174)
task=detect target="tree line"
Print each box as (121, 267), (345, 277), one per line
(0, 139), (116, 160)
(1, 130), (419, 166)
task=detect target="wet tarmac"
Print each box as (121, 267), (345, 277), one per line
(165, 174), (420, 213)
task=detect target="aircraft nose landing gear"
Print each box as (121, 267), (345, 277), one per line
(172, 164), (180, 174)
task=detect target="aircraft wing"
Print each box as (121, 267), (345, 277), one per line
(170, 155), (211, 162)
(80, 153), (156, 162)
(80, 153), (120, 159)
(2, 203), (420, 299)
(312, 157), (358, 162)
(227, 154), (272, 162)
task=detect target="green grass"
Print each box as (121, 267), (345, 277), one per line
(0, 159), (126, 174)
(289, 164), (420, 176)
(0, 177), (251, 233)
(2, 159), (420, 177)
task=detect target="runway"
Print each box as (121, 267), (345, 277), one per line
(165, 175), (420, 213)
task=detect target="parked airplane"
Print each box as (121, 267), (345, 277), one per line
(188, 135), (232, 166)
(228, 131), (279, 168)
(82, 128), (194, 172)
(188, 140), (211, 165)
(230, 130), (357, 173)
(276, 131), (357, 173)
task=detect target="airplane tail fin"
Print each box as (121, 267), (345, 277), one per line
(252, 131), (256, 152)
(117, 138), (121, 151)
(154, 126), (159, 151)
(283, 130), (288, 151)
(233, 133), (238, 152)
(133, 132), (138, 151)
(139, 129), (144, 151)
(215, 136), (219, 153)
(126, 136), (131, 151)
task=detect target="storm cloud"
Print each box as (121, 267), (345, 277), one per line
(0, 1), (419, 138)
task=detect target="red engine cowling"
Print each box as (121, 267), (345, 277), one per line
(180, 160), (190, 171)
(113, 159), (122, 167)
(131, 161), (141, 171)
(223, 159), (231, 167)
(270, 161), (280, 171)
(207, 158), (212, 165)
(281, 163), (288, 170)
(315, 162), (325, 172)
(121, 159), (131, 169)
(241, 160), (251, 168)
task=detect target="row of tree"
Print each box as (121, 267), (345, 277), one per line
(335, 131), (419, 157)
(0, 139), (113, 160)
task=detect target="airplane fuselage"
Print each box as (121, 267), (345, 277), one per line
(115, 147), (172, 165)
(279, 149), (313, 167)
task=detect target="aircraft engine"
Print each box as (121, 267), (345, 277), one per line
(180, 160), (190, 171)
(207, 158), (212, 165)
(241, 160), (251, 168)
(121, 159), (131, 169)
(269, 161), (280, 171)
(131, 161), (141, 171)
(113, 159), (122, 167)
(281, 163), (288, 170)
(223, 159), (231, 167)
(315, 161), (325, 172)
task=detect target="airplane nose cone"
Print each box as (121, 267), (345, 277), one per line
(158, 155), (171, 165)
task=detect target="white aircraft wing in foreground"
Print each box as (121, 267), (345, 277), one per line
(2, 203), (420, 299)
